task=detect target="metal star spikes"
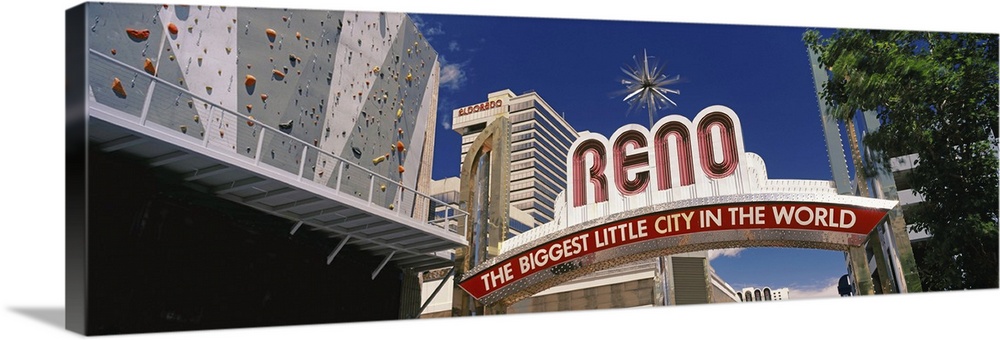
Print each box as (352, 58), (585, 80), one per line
(621, 49), (680, 126)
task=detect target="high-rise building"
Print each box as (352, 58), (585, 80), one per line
(808, 47), (923, 295)
(451, 89), (580, 230)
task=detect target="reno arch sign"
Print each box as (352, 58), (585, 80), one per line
(567, 105), (750, 224)
(456, 105), (898, 305)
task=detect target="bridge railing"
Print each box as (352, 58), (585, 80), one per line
(88, 49), (467, 236)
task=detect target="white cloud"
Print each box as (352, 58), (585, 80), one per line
(410, 15), (445, 38)
(707, 248), (744, 261)
(787, 279), (842, 300)
(440, 109), (452, 130)
(438, 98), (455, 130)
(439, 60), (467, 91)
(426, 26), (445, 36)
(448, 41), (460, 52)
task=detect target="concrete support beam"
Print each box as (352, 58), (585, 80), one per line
(326, 235), (351, 265)
(372, 251), (395, 280)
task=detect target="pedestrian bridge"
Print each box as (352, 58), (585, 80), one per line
(86, 49), (467, 274)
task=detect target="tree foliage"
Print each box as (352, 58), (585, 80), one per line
(804, 29), (998, 290)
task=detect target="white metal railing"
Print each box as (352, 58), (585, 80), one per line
(89, 49), (467, 235)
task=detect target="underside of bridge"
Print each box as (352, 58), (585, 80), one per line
(85, 148), (408, 334)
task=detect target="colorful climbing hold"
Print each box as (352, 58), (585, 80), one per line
(167, 22), (178, 35)
(272, 69), (286, 79)
(143, 58), (156, 75)
(396, 141), (405, 152)
(245, 74), (256, 87)
(260, 93), (268, 102)
(125, 28), (150, 41)
(111, 77), (126, 98)
(265, 28), (277, 40)
(397, 165), (405, 174)
(247, 116), (255, 127)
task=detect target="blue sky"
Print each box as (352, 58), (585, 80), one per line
(412, 13), (846, 298)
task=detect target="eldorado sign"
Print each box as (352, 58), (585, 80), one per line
(457, 105), (897, 304)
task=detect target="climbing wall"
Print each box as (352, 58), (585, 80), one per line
(156, 5), (240, 154)
(234, 8), (342, 177)
(86, 3), (441, 214)
(318, 12), (440, 212)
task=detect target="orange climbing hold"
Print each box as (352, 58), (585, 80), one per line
(111, 77), (126, 98)
(273, 69), (286, 79)
(246, 104), (253, 112)
(245, 74), (256, 87)
(396, 141), (405, 152)
(296, 32), (301, 40)
(247, 116), (255, 127)
(126, 28), (150, 41)
(397, 165), (405, 174)
(260, 93), (268, 102)
(110, 49), (117, 55)
(265, 28), (277, 40)
(167, 22), (178, 35)
(143, 58), (156, 75)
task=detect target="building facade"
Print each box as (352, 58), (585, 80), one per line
(808, 47), (924, 295)
(451, 89), (580, 230)
(737, 287), (790, 302)
(76, 3), (457, 334)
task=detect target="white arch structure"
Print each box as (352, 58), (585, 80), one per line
(456, 106), (897, 307)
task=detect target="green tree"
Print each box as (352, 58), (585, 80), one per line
(804, 30), (998, 290)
